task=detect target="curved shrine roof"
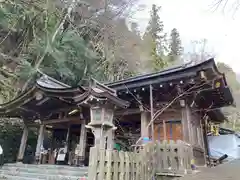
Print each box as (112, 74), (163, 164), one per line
(107, 58), (225, 90)
(0, 58), (234, 122)
(0, 76), (129, 121)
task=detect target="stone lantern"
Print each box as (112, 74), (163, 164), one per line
(86, 105), (117, 148)
(80, 79), (129, 149)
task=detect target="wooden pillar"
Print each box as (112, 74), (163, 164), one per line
(203, 118), (210, 164)
(196, 127), (201, 146)
(35, 124), (45, 163)
(49, 129), (55, 164)
(107, 130), (115, 150)
(196, 117), (204, 148)
(181, 103), (192, 143)
(78, 121), (87, 165)
(92, 128), (102, 148)
(149, 84), (154, 141)
(188, 109), (193, 144)
(192, 124), (197, 145)
(141, 111), (149, 138)
(99, 133), (106, 149)
(17, 124), (28, 162)
(199, 119), (205, 148)
(163, 120), (167, 140)
(64, 126), (70, 153)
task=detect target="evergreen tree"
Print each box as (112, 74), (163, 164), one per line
(143, 4), (167, 71)
(130, 22), (140, 37)
(168, 28), (182, 62)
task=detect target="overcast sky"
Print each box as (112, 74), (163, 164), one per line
(133, 0), (240, 73)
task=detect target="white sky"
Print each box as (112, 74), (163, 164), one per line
(133, 0), (240, 73)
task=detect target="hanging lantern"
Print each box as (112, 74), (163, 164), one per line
(179, 99), (185, 107)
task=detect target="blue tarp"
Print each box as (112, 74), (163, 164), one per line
(208, 134), (240, 159)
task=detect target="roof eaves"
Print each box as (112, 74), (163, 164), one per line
(106, 58), (216, 88)
(0, 86), (37, 111)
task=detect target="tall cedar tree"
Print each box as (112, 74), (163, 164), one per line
(168, 28), (182, 62)
(143, 4), (166, 71)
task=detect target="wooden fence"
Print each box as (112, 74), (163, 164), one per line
(88, 140), (193, 180)
(154, 140), (193, 175)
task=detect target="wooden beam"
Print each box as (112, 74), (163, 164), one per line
(150, 84), (154, 141)
(42, 117), (83, 125)
(18, 107), (38, 114)
(115, 108), (179, 116)
(36, 97), (50, 106)
(47, 106), (80, 115)
(115, 108), (140, 116)
(22, 97), (34, 105)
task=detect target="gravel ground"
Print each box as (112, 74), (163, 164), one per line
(181, 159), (240, 180)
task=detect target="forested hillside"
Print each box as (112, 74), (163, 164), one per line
(0, 0), (184, 103)
(217, 62), (240, 131)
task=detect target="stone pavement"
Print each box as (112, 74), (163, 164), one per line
(0, 163), (88, 180)
(181, 159), (240, 180)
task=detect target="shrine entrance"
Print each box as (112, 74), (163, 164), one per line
(41, 124), (94, 166)
(154, 120), (183, 141)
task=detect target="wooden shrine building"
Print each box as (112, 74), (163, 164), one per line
(0, 58), (234, 166)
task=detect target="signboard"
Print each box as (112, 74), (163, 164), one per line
(57, 148), (66, 161)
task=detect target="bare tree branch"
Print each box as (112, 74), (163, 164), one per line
(211, 0), (240, 15)
(134, 80), (213, 145)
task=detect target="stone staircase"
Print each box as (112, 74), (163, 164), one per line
(0, 163), (88, 180)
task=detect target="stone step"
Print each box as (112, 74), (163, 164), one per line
(2, 166), (88, 176)
(4, 163), (88, 171)
(0, 170), (88, 180)
(0, 174), (40, 180)
(1, 166), (87, 177)
(0, 164), (88, 180)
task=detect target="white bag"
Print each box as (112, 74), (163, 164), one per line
(0, 145), (3, 155)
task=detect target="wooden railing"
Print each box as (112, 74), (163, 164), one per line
(192, 146), (206, 166)
(154, 140), (193, 175)
(88, 140), (193, 180)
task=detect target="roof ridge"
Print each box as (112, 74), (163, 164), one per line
(37, 75), (71, 88)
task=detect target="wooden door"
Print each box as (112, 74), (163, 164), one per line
(154, 120), (183, 141)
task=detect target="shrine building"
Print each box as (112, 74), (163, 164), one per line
(0, 58), (234, 166)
